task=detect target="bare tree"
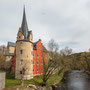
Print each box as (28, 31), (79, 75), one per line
(0, 45), (7, 54)
(0, 51), (6, 69)
(60, 47), (72, 56)
(20, 68), (25, 86)
(48, 39), (59, 61)
(48, 39), (59, 53)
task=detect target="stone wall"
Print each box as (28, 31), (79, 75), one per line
(15, 41), (33, 79)
(0, 72), (5, 90)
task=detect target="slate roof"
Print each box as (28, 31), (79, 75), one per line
(6, 53), (14, 56)
(8, 42), (16, 47)
(33, 41), (38, 50)
(21, 6), (28, 40)
(33, 40), (47, 52)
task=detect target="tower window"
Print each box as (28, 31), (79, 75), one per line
(20, 71), (22, 74)
(20, 59), (23, 64)
(20, 50), (23, 54)
(33, 69), (34, 72)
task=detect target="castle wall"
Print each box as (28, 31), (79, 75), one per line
(0, 72), (5, 90)
(15, 41), (33, 80)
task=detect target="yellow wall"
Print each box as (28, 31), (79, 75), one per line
(8, 46), (15, 53)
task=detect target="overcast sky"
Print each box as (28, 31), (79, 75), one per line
(0, 0), (90, 52)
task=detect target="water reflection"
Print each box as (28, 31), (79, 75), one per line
(67, 70), (90, 90)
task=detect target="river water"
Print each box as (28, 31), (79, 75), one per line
(56, 70), (90, 90)
(66, 70), (90, 90)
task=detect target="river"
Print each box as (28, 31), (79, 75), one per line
(56, 70), (90, 90)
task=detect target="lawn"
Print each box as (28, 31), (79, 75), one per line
(5, 72), (63, 89)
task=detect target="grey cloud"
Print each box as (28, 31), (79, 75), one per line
(59, 41), (79, 48)
(0, 0), (90, 52)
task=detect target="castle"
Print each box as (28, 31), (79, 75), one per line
(6, 7), (48, 80)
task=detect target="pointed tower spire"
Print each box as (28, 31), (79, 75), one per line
(21, 6), (28, 39)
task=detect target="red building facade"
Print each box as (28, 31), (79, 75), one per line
(33, 40), (48, 75)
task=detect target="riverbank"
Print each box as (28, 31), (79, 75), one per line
(5, 72), (63, 89)
(86, 71), (90, 76)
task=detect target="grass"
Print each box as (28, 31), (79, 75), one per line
(5, 72), (63, 89)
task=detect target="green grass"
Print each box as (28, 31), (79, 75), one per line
(5, 72), (63, 89)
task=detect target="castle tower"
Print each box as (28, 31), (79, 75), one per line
(15, 7), (33, 79)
